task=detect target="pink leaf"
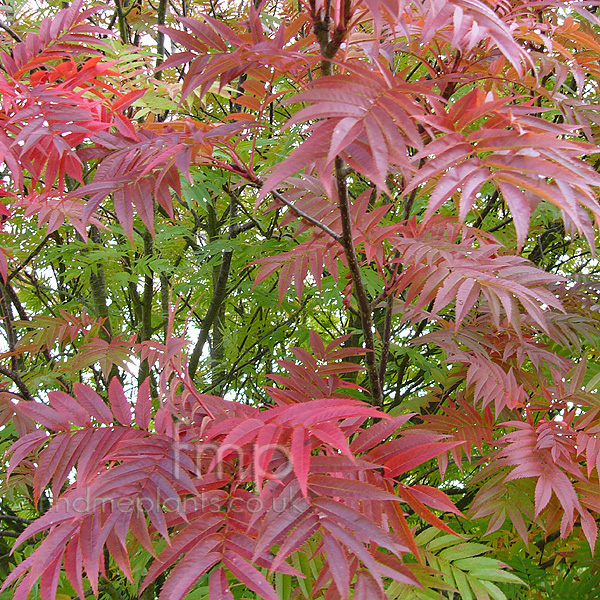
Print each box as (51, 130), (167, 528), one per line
(354, 570), (385, 600)
(310, 422), (355, 460)
(384, 441), (464, 477)
(309, 475), (400, 502)
(323, 533), (350, 600)
(135, 378), (151, 430)
(350, 415), (413, 454)
(7, 430), (49, 477)
(223, 551), (279, 600)
(291, 426), (311, 499)
(209, 568), (233, 600)
(14, 401), (70, 431)
(48, 390), (91, 427)
(73, 383), (113, 424)
(270, 515), (320, 572)
(108, 378), (131, 426)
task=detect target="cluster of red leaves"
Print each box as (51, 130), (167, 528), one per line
(1, 0), (600, 598)
(159, 7), (313, 101)
(3, 336), (461, 600)
(413, 357), (600, 550)
(0, 0), (259, 257)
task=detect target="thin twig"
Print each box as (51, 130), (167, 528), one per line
(0, 21), (22, 43)
(0, 365), (34, 400)
(7, 235), (50, 283)
(379, 293), (394, 382)
(0, 530), (19, 538)
(487, 217), (513, 233)
(271, 190), (343, 243)
(0, 514), (32, 524)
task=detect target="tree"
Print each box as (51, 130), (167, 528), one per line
(0, 0), (600, 598)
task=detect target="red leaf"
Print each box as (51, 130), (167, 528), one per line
(354, 570), (385, 600)
(77, 429), (125, 484)
(141, 516), (224, 589)
(253, 503), (311, 561)
(7, 430), (49, 477)
(270, 515), (320, 572)
(64, 535), (85, 599)
(0, 250), (8, 284)
(209, 568), (233, 600)
(408, 485), (462, 515)
(384, 499), (422, 560)
(73, 383), (113, 424)
(50, 429), (92, 497)
(580, 509), (598, 551)
(350, 415), (413, 454)
(323, 533), (350, 600)
(320, 519), (382, 584)
(40, 550), (63, 600)
(496, 180), (535, 251)
(158, 549), (220, 600)
(384, 441), (464, 477)
(108, 378), (131, 426)
(253, 422), (281, 488)
(291, 426), (311, 499)
(272, 398), (385, 428)
(310, 422), (355, 460)
(11, 524), (78, 600)
(48, 390), (91, 427)
(135, 378), (151, 430)
(218, 418), (263, 457)
(312, 498), (403, 554)
(112, 89), (146, 112)
(223, 551), (279, 600)
(396, 486), (459, 535)
(309, 475), (400, 502)
(14, 401), (70, 431)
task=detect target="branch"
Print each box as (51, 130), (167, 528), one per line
(188, 197), (236, 379)
(324, 0), (351, 59)
(473, 190), (499, 228)
(378, 293), (394, 382)
(155, 0), (167, 74)
(113, 0), (129, 42)
(7, 235), (50, 283)
(271, 190), (343, 243)
(0, 285), (18, 370)
(138, 228), (154, 384)
(3, 282), (28, 321)
(0, 530), (19, 538)
(486, 217), (513, 233)
(307, 2), (381, 403)
(0, 514), (32, 524)
(88, 226), (113, 342)
(403, 159), (425, 221)
(335, 157), (383, 406)
(140, 229), (154, 343)
(218, 298), (309, 392)
(0, 365), (34, 400)
(0, 21), (22, 43)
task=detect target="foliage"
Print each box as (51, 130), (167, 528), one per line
(0, 0), (600, 599)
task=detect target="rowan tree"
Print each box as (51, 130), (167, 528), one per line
(1, 0), (600, 599)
